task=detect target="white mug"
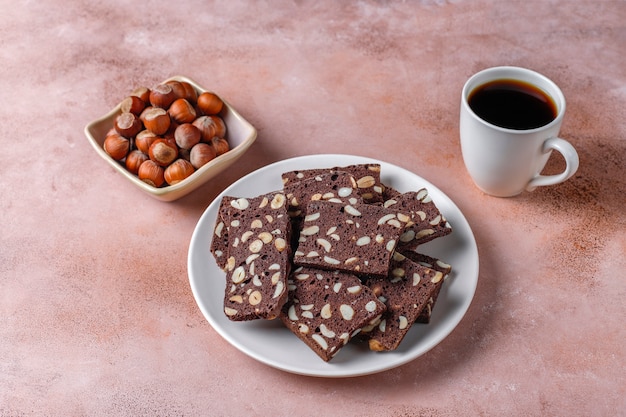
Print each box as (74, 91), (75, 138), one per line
(460, 66), (579, 197)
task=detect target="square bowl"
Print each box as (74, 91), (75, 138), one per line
(84, 75), (257, 202)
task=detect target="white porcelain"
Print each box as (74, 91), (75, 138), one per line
(84, 75), (257, 202)
(460, 66), (579, 197)
(187, 154), (479, 377)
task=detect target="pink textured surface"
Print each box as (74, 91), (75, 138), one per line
(1, 1), (625, 416)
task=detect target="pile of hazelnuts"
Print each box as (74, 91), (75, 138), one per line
(103, 80), (230, 187)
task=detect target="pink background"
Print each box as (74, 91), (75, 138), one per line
(1, 1), (624, 416)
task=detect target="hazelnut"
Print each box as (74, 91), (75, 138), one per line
(135, 130), (158, 154)
(197, 92), (223, 115)
(114, 112), (142, 138)
(165, 80), (186, 100)
(149, 83), (176, 109)
(103, 132), (129, 161)
(131, 86), (151, 104)
(211, 137), (230, 156)
(148, 138), (178, 167)
(140, 107), (171, 135)
(179, 81), (198, 104)
(125, 150), (149, 174)
(120, 95), (146, 116)
(209, 115), (226, 138)
(168, 98), (196, 124)
(138, 159), (165, 187)
(192, 115), (218, 142)
(174, 123), (201, 150)
(164, 158), (195, 185)
(189, 143), (216, 169)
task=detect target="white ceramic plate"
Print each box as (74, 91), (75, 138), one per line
(188, 154), (479, 377)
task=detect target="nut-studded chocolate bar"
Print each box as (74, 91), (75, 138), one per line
(210, 196), (235, 270)
(282, 163), (385, 204)
(361, 252), (444, 351)
(283, 171), (361, 219)
(293, 200), (411, 276)
(399, 250), (452, 323)
(382, 186), (452, 250)
(283, 171), (363, 254)
(219, 192), (292, 321)
(280, 266), (386, 362)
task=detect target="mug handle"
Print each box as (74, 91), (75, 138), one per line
(526, 137), (579, 191)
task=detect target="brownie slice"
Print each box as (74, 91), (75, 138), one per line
(280, 266), (386, 362)
(382, 186), (452, 250)
(282, 163), (385, 204)
(361, 253), (444, 351)
(399, 251), (452, 323)
(283, 171), (360, 219)
(210, 196), (235, 270)
(220, 192), (292, 321)
(293, 200), (410, 276)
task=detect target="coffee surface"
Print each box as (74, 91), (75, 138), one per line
(468, 79), (557, 130)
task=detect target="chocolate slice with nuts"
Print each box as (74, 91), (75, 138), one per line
(210, 196), (235, 270)
(220, 192), (292, 321)
(361, 252), (444, 351)
(283, 171), (363, 255)
(283, 171), (361, 219)
(293, 200), (411, 277)
(399, 251), (452, 323)
(282, 163), (385, 204)
(280, 266), (386, 362)
(382, 186), (452, 250)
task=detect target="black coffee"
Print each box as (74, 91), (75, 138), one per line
(468, 79), (557, 130)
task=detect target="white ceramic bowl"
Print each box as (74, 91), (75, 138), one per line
(84, 75), (257, 202)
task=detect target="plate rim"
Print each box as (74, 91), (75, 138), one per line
(187, 154), (478, 377)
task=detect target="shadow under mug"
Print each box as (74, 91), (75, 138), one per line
(460, 66), (579, 197)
